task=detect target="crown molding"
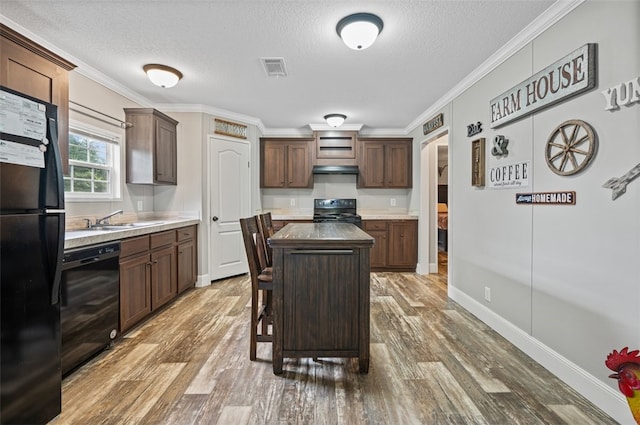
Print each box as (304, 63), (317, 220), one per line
(404, 0), (585, 134)
(155, 103), (265, 132)
(260, 127), (314, 137)
(358, 127), (409, 137)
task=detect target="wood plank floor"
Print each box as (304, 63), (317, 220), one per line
(56, 256), (616, 424)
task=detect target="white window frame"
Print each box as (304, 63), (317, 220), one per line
(65, 121), (122, 202)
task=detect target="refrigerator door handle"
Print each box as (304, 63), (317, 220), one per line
(47, 116), (66, 210)
(51, 213), (65, 305)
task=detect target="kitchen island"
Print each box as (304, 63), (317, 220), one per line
(268, 223), (374, 374)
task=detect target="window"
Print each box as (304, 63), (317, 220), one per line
(64, 123), (121, 200)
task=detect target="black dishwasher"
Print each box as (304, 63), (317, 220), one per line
(61, 241), (120, 376)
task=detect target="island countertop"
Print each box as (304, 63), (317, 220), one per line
(268, 222), (374, 248)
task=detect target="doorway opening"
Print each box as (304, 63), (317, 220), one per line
(436, 143), (448, 275)
(419, 131), (449, 277)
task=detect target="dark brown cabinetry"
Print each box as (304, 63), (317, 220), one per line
(124, 108), (179, 185)
(315, 131), (357, 163)
(119, 225), (197, 332)
(358, 138), (412, 188)
(149, 231), (177, 310)
(1, 24), (76, 174)
(119, 236), (152, 332)
(363, 221), (388, 268)
(363, 219), (417, 271)
(177, 226), (197, 294)
(260, 138), (313, 188)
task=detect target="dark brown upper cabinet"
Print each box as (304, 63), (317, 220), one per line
(358, 138), (412, 188)
(1, 24), (76, 175)
(124, 108), (178, 185)
(260, 138), (313, 188)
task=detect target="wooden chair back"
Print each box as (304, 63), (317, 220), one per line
(239, 215), (273, 360)
(258, 212), (274, 267)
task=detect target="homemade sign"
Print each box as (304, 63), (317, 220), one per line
(545, 119), (597, 176)
(516, 191), (576, 205)
(603, 162), (640, 200)
(423, 113), (444, 135)
(490, 44), (596, 128)
(214, 118), (247, 139)
(601, 76), (640, 110)
(467, 121), (482, 137)
(491, 135), (509, 157)
(488, 161), (529, 189)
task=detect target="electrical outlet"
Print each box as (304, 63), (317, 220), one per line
(290, 198), (296, 207)
(390, 198), (397, 206)
(137, 200), (143, 211)
(484, 286), (491, 302)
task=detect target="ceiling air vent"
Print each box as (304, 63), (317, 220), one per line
(261, 57), (287, 77)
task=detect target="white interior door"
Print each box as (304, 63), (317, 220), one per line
(209, 137), (251, 281)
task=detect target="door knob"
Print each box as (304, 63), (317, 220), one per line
(212, 216), (219, 222)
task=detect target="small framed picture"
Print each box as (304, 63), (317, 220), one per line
(471, 138), (485, 187)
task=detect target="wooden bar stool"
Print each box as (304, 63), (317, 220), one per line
(239, 216), (273, 361)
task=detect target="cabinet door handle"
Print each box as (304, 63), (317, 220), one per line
(212, 216), (219, 222)
(153, 260), (158, 263)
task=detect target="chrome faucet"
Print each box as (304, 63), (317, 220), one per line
(95, 209), (123, 226)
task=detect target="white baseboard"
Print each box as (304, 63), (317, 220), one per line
(195, 273), (210, 288)
(415, 262), (439, 275)
(448, 286), (631, 424)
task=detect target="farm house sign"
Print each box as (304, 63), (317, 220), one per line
(490, 44), (596, 128)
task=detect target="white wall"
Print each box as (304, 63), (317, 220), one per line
(67, 72), (155, 219)
(436, 2), (639, 422)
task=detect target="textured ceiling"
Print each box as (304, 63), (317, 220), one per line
(0, 0), (557, 133)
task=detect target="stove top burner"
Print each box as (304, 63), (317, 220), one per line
(313, 198), (362, 227)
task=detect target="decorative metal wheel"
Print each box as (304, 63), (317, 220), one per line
(545, 119), (597, 176)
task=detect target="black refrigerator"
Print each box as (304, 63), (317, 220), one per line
(0, 87), (65, 424)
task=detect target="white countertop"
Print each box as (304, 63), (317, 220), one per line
(64, 217), (200, 250)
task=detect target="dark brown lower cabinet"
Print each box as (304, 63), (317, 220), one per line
(119, 225), (197, 333)
(177, 226), (197, 294)
(119, 246), (151, 332)
(283, 249), (360, 352)
(150, 244), (176, 310)
(363, 219), (418, 271)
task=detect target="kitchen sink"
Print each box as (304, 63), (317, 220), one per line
(89, 221), (165, 231)
(66, 222), (166, 235)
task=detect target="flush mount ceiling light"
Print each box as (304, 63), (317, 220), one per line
(324, 114), (347, 127)
(336, 12), (384, 50)
(143, 64), (183, 88)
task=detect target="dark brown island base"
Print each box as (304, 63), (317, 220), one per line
(268, 223), (374, 375)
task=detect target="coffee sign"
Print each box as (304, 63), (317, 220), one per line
(488, 161), (528, 189)
(490, 44), (596, 128)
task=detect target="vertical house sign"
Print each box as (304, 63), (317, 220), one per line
(490, 44), (597, 128)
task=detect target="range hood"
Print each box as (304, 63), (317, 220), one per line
(312, 165), (359, 175)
